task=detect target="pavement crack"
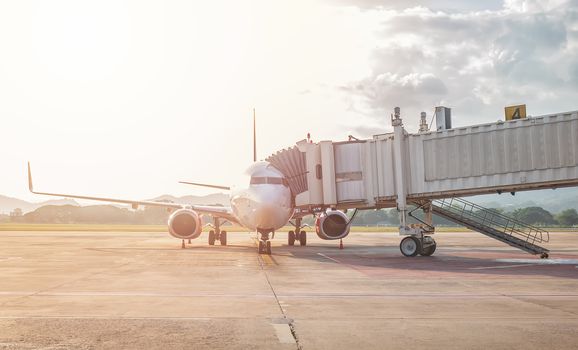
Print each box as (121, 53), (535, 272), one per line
(257, 251), (303, 350)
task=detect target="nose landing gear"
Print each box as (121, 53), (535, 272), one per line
(258, 232), (272, 255)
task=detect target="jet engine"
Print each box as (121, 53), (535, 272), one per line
(315, 210), (351, 240)
(168, 209), (202, 240)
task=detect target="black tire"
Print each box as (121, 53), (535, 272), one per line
(208, 230), (216, 246)
(400, 236), (421, 257)
(299, 231), (307, 246)
(288, 231), (295, 246)
(258, 240), (264, 253)
(220, 231), (227, 246)
(266, 241), (272, 255)
(420, 243), (436, 256)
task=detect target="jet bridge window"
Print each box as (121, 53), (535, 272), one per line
(250, 177), (289, 187)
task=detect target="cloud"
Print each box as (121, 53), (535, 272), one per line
(342, 72), (447, 110)
(338, 1), (578, 130)
(324, 0), (504, 12)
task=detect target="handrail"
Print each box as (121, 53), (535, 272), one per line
(432, 197), (550, 244)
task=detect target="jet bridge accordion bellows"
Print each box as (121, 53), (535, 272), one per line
(266, 146), (308, 196)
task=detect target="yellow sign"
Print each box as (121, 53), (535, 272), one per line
(505, 104), (527, 121)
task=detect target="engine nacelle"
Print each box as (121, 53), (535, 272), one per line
(168, 209), (202, 240)
(315, 210), (351, 240)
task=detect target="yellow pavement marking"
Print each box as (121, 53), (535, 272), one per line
(260, 254), (278, 266)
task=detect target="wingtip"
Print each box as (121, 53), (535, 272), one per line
(253, 108), (257, 163)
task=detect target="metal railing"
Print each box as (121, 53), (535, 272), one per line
(432, 197), (550, 246)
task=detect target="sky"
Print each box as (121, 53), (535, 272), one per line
(1, 0), (577, 202)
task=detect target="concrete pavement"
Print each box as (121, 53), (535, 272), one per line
(1, 230), (578, 349)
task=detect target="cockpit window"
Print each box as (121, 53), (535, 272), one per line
(250, 177), (267, 185)
(250, 177), (288, 187)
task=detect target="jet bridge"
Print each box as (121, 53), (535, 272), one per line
(267, 109), (578, 257)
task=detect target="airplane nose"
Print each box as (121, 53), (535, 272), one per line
(254, 205), (280, 229)
(243, 185), (292, 231)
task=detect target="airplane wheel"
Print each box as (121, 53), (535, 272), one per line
(220, 231), (227, 246)
(208, 230), (216, 246)
(288, 231), (295, 246)
(400, 236), (421, 257)
(266, 241), (272, 255)
(299, 231), (307, 246)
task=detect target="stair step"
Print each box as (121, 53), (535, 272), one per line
(432, 206), (549, 255)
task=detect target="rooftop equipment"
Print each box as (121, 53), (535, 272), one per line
(435, 106), (451, 130)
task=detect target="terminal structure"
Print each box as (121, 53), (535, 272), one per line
(268, 108), (578, 258)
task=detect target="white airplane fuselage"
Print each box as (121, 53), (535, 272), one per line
(229, 161), (294, 233)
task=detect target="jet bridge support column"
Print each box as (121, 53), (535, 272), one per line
(392, 108), (436, 257)
(392, 107), (410, 232)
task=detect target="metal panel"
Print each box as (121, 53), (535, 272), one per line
(374, 135), (396, 199)
(294, 140), (323, 207)
(334, 142), (365, 203)
(362, 142), (377, 207)
(409, 111), (578, 198)
(320, 141), (337, 205)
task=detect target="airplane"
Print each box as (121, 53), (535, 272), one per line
(27, 111), (353, 255)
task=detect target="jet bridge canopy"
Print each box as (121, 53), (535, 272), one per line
(267, 110), (578, 211)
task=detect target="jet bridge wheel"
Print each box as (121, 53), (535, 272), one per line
(419, 242), (437, 256)
(208, 230), (216, 246)
(400, 236), (421, 257)
(220, 231), (227, 246)
(288, 231), (295, 246)
(419, 236), (436, 256)
(299, 230), (307, 246)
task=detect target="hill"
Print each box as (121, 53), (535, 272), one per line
(0, 193), (229, 215)
(20, 205), (171, 225)
(472, 187), (578, 213)
(0, 195), (79, 215)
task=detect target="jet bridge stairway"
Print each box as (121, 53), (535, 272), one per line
(430, 198), (550, 258)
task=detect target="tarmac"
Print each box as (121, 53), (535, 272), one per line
(1, 230), (578, 349)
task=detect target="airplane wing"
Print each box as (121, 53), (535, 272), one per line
(27, 163), (239, 224)
(178, 181), (230, 191)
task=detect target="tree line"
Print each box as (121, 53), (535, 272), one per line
(322, 206), (578, 227)
(5, 204), (578, 227)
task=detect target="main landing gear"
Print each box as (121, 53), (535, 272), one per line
(258, 232), (272, 255)
(288, 218), (307, 247)
(399, 235), (436, 257)
(208, 218), (227, 246)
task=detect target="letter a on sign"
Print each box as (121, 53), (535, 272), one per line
(505, 104), (527, 121)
